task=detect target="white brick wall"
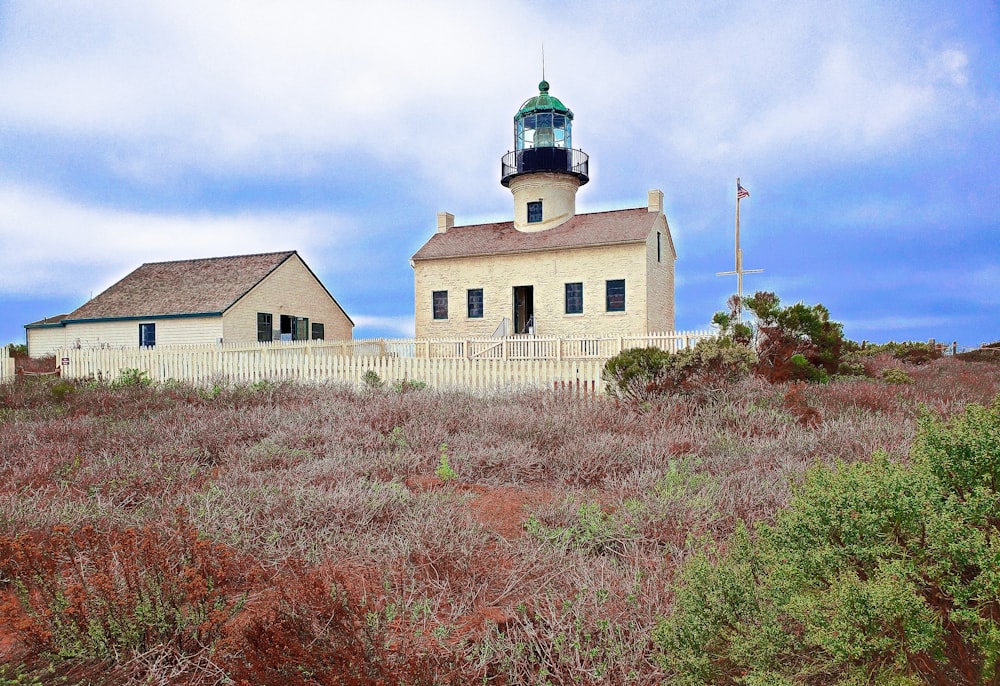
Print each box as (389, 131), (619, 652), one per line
(414, 240), (674, 338)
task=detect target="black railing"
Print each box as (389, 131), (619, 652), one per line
(501, 148), (590, 186)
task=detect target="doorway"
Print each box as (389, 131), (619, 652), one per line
(513, 286), (534, 334)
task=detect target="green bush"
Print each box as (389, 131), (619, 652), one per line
(393, 378), (427, 392)
(361, 369), (385, 390)
(603, 340), (756, 402)
(669, 337), (757, 391)
(111, 368), (152, 388)
(881, 367), (914, 384)
(654, 396), (1000, 685)
(525, 502), (636, 557)
(48, 380), (76, 402)
(602, 346), (672, 402)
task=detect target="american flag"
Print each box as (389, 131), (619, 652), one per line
(737, 182), (750, 199)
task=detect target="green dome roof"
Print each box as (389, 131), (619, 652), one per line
(516, 80), (574, 119)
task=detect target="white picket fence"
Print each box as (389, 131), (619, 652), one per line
(52, 331), (715, 393)
(58, 347), (607, 394)
(1, 346), (14, 384)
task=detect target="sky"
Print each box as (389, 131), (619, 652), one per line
(1, 1), (998, 349)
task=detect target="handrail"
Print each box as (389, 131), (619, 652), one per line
(501, 147), (590, 186)
(492, 317), (511, 338)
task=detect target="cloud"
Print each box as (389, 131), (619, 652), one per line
(0, 184), (350, 296)
(0, 1), (519, 182)
(351, 315), (416, 338)
(1, 2), (980, 197)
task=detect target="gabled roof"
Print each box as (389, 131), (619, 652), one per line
(412, 207), (661, 261)
(64, 251), (298, 322)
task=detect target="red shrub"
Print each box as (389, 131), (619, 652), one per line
(0, 509), (255, 662)
(783, 383), (822, 427)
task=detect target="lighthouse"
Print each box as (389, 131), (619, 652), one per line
(500, 81), (590, 232)
(411, 78), (676, 339)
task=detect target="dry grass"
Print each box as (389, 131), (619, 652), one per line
(1, 357), (998, 684)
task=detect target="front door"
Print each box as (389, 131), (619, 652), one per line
(513, 286), (534, 334)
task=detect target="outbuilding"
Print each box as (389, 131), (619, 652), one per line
(25, 250), (352, 357)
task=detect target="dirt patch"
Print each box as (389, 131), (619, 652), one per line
(404, 476), (554, 540)
(466, 485), (554, 539)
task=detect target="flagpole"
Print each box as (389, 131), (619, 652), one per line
(717, 177), (763, 325)
(736, 177), (743, 321)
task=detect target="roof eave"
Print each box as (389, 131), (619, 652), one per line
(60, 312), (224, 325)
(412, 238), (649, 262)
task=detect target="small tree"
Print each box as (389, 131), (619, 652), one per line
(714, 291), (846, 383)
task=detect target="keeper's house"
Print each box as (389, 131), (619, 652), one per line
(25, 251), (353, 357)
(412, 80), (676, 339)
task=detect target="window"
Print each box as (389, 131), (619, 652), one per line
(295, 317), (309, 341)
(527, 201), (543, 223)
(139, 323), (156, 347)
(467, 288), (483, 318)
(606, 279), (625, 312)
(565, 282), (583, 314)
(311, 322), (325, 340)
(257, 312), (273, 342)
(280, 314), (309, 341)
(433, 290), (448, 319)
(657, 231), (662, 263)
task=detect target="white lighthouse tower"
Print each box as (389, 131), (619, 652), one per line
(500, 80), (590, 232)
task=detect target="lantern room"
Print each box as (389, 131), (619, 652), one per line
(515, 80), (573, 150)
(501, 80), (589, 189)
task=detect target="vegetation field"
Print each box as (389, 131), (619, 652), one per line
(1, 354), (998, 684)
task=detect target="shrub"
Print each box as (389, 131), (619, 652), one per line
(6, 343), (27, 357)
(48, 380), (76, 402)
(394, 378), (427, 393)
(435, 442), (457, 482)
(603, 340), (755, 401)
(653, 396), (1000, 685)
(602, 346), (672, 402)
(525, 502), (636, 557)
(361, 369), (385, 390)
(0, 509), (252, 661)
(881, 367), (914, 384)
(668, 337), (757, 392)
(852, 340), (944, 365)
(111, 367), (151, 388)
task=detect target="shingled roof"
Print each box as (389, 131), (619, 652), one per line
(412, 207), (661, 261)
(65, 251), (299, 322)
